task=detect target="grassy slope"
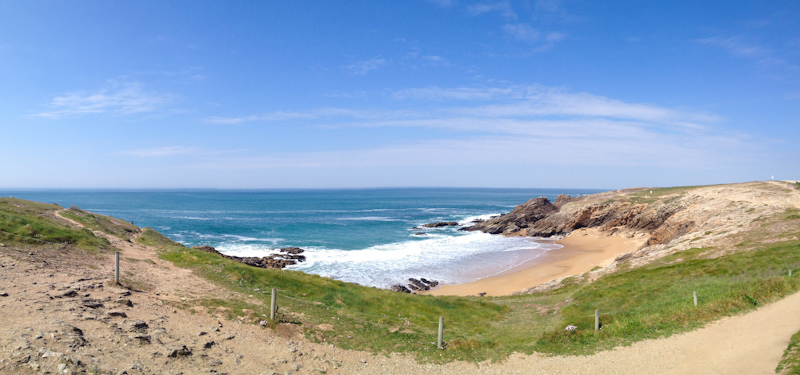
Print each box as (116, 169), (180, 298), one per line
(3, 187), (800, 364)
(0, 197), (110, 252)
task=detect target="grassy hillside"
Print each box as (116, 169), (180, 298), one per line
(3, 183), (800, 363)
(0, 197), (110, 252)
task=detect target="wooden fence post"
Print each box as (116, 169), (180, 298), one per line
(115, 251), (120, 285)
(594, 309), (599, 331)
(438, 316), (444, 349)
(270, 288), (277, 321)
(693, 291), (698, 307)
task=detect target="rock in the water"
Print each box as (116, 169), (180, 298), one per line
(422, 222), (460, 228)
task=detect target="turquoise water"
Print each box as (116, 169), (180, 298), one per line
(2, 188), (601, 287)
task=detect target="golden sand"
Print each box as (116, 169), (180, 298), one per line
(424, 228), (647, 296)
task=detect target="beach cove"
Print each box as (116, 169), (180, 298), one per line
(425, 228), (649, 296)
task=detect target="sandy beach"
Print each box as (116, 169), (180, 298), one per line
(425, 228), (648, 296)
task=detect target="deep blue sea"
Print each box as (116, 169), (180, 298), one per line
(1, 188), (602, 288)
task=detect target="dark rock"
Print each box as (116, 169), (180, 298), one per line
(422, 222), (460, 228)
(130, 320), (149, 334)
(131, 334), (151, 344)
(408, 278), (429, 291)
(191, 245), (307, 270)
(166, 345), (192, 358)
(107, 310), (127, 318)
(279, 247), (304, 255)
(203, 341), (215, 349)
(390, 284), (411, 293)
(463, 197), (557, 235)
(81, 299), (104, 309)
(116, 298), (134, 307)
(0, 292), (8, 297)
(420, 278), (438, 287)
(59, 290), (78, 298)
(413, 232), (427, 236)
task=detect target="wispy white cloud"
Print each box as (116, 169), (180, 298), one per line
(345, 57), (389, 75)
(393, 86), (515, 101)
(119, 146), (247, 158)
(468, 2), (517, 19)
(119, 146), (198, 158)
(695, 36), (768, 58)
(696, 35), (798, 73)
(199, 84), (744, 173)
(33, 81), (170, 119)
(205, 107), (409, 125)
(502, 23), (540, 42)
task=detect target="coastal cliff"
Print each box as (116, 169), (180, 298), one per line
(464, 181), (800, 290)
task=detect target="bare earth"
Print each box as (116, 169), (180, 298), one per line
(2, 181), (800, 374)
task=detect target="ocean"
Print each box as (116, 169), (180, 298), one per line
(1, 188), (602, 288)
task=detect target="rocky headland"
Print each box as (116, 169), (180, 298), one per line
(462, 181), (800, 292)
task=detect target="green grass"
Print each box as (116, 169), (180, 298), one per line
(61, 207), (139, 239)
(779, 329), (800, 374)
(0, 198), (111, 252)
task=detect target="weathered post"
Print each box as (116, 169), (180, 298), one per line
(270, 288), (277, 321)
(114, 251), (120, 285)
(595, 309), (599, 331)
(437, 316), (444, 349)
(693, 291), (698, 307)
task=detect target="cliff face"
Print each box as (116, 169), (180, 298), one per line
(465, 182), (800, 264)
(464, 192), (691, 246)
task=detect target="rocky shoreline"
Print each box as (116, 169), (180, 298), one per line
(191, 245), (307, 269)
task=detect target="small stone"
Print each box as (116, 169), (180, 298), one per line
(166, 345), (192, 358)
(0, 292), (8, 297)
(222, 334), (235, 341)
(57, 363), (67, 372)
(108, 310), (127, 318)
(203, 341), (215, 349)
(198, 331), (208, 336)
(131, 334), (151, 344)
(81, 299), (103, 309)
(130, 320), (149, 332)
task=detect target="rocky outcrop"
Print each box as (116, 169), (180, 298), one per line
(463, 192), (690, 244)
(462, 197), (558, 235)
(191, 246), (306, 269)
(422, 222), (460, 228)
(390, 278), (439, 293)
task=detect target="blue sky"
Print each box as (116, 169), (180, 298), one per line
(1, 0), (798, 189)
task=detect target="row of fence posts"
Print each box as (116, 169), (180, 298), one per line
(110, 254), (795, 349)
